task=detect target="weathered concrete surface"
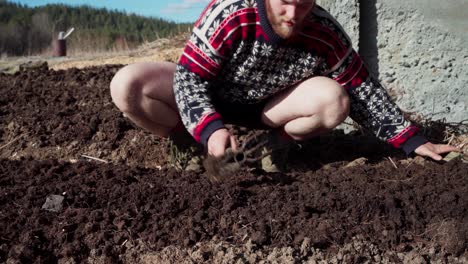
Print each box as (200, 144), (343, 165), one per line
(386, 0), (468, 42)
(319, 0), (468, 123)
(317, 0), (360, 45)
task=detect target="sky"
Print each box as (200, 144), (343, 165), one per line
(10, 0), (211, 23)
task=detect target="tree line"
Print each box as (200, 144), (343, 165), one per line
(0, 0), (193, 56)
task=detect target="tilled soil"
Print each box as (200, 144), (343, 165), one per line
(0, 65), (467, 263)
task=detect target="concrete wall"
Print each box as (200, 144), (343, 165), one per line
(317, 0), (468, 123)
(317, 0), (360, 44)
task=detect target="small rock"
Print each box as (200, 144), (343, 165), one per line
(403, 252), (425, 264)
(442, 151), (462, 162)
(19, 61), (48, 71)
(300, 237), (311, 256)
(185, 156), (203, 172)
(413, 156), (425, 166)
(345, 157), (368, 168)
(7, 121), (16, 130)
(245, 239), (254, 253)
(1, 65), (20, 74)
(337, 252), (343, 260)
(41, 195), (64, 212)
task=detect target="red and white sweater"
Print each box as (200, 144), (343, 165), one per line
(173, 0), (427, 154)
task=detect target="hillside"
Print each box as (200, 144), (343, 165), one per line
(0, 0), (192, 56)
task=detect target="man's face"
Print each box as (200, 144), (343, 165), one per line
(265, 0), (315, 39)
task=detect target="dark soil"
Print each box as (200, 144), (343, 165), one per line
(0, 65), (467, 263)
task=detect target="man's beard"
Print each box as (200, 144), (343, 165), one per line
(266, 3), (301, 39)
(271, 21), (297, 39)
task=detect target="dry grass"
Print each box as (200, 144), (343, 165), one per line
(0, 33), (189, 72)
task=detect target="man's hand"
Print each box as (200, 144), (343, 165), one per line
(207, 128), (237, 157)
(414, 142), (461, 161)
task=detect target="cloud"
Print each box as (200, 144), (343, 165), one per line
(161, 0), (211, 14)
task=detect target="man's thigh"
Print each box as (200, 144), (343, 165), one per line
(261, 76), (346, 127)
(112, 61), (178, 109)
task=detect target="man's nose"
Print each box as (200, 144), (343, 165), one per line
(284, 5), (298, 21)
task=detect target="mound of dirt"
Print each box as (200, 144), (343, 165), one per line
(0, 65), (467, 263)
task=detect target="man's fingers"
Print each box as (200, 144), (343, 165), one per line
(435, 144), (461, 154)
(429, 152), (443, 161)
(417, 148), (442, 161)
(415, 142), (462, 161)
(230, 136), (238, 151)
(207, 128), (233, 157)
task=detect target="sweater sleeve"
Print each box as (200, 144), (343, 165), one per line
(173, 1), (228, 145)
(173, 0), (259, 146)
(313, 6), (427, 154)
(335, 58), (427, 155)
(173, 64), (225, 145)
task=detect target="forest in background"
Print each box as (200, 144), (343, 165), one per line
(0, 0), (193, 56)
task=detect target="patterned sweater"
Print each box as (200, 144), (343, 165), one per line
(173, 0), (427, 154)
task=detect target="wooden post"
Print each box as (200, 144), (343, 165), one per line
(52, 28), (74, 57)
(53, 38), (67, 57)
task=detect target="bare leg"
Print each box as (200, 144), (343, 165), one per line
(261, 76), (350, 140)
(110, 62), (179, 137)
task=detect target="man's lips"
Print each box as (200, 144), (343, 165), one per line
(283, 21), (294, 27)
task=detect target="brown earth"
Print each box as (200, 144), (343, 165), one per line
(0, 64), (467, 263)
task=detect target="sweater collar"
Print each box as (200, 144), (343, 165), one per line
(256, 0), (284, 44)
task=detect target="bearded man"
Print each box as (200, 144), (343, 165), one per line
(110, 0), (458, 171)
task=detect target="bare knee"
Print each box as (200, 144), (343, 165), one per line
(110, 62), (177, 114)
(309, 77), (350, 129)
(110, 64), (145, 114)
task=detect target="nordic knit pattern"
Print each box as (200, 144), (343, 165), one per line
(173, 0), (426, 154)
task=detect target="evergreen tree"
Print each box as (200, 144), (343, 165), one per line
(0, 1), (193, 56)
